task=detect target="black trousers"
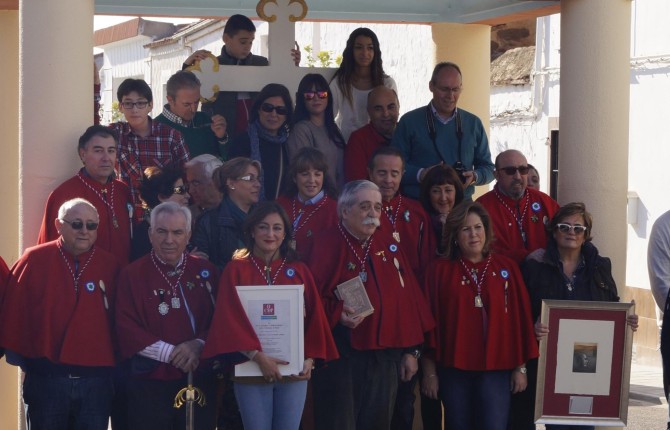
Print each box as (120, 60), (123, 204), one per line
(126, 374), (217, 430)
(507, 358), (538, 430)
(313, 349), (401, 430)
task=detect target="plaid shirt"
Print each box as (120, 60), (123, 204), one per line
(109, 118), (190, 223)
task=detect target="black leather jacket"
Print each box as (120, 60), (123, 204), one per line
(521, 241), (619, 321)
(191, 201), (245, 270)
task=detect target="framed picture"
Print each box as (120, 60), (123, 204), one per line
(535, 300), (634, 427)
(234, 284), (305, 377)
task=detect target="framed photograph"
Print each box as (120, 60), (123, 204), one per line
(535, 300), (634, 427)
(234, 284), (305, 377)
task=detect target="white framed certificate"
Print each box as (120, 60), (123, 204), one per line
(234, 284), (305, 377)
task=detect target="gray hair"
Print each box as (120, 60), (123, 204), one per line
(57, 198), (98, 220)
(149, 201), (192, 232)
(337, 180), (380, 218)
(185, 154), (223, 179)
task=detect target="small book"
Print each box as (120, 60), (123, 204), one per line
(334, 276), (375, 319)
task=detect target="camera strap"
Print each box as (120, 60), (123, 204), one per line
(425, 104), (463, 164)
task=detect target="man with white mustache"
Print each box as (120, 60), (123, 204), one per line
(477, 149), (559, 264)
(308, 180), (435, 430)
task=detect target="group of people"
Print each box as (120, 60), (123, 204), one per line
(0, 12), (642, 430)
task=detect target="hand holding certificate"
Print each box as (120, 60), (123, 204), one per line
(234, 285), (305, 377)
(334, 276), (374, 319)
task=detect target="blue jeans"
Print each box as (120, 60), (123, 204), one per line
(438, 367), (511, 430)
(23, 372), (113, 430)
(234, 379), (308, 430)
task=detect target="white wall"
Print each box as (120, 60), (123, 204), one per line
(137, 20), (434, 118)
(99, 36), (153, 122)
(626, 0), (670, 290)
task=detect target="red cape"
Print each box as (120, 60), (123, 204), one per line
(424, 254), (538, 370)
(477, 186), (559, 263)
(38, 171), (132, 265)
(276, 195), (339, 261)
(308, 226), (435, 350)
(378, 194), (435, 282)
(115, 253), (218, 380)
(202, 256), (338, 362)
(0, 241), (119, 367)
(344, 123), (389, 182)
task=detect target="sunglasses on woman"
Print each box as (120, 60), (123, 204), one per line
(555, 223), (588, 234)
(304, 91), (328, 100)
(260, 103), (288, 116)
(172, 185), (187, 195)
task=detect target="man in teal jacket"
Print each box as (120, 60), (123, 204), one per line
(391, 62), (494, 200)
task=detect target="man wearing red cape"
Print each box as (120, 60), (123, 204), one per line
(307, 180), (435, 430)
(115, 202), (218, 430)
(38, 125), (132, 265)
(0, 198), (119, 430)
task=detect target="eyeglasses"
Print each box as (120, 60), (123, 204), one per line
(237, 175), (261, 183)
(61, 219), (99, 231)
(260, 103), (288, 116)
(498, 166), (530, 176)
(120, 101), (149, 110)
(173, 185), (187, 195)
(304, 91), (328, 100)
(555, 223), (588, 234)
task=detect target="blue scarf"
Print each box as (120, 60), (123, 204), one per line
(248, 119), (289, 200)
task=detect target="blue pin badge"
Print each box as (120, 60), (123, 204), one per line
(500, 269), (510, 280)
(85, 281), (96, 292)
(389, 244), (398, 253)
(404, 210), (410, 222)
(531, 202), (541, 212)
(286, 268), (296, 278)
(200, 269), (210, 279)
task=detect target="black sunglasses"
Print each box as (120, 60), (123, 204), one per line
(260, 103), (288, 116)
(62, 219), (99, 231)
(555, 223), (588, 234)
(173, 185), (187, 195)
(498, 166), (530, 176)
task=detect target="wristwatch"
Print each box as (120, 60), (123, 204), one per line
(409, 349), (421, 360)
(515, 366), (527, 374)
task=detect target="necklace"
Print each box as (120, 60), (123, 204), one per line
(151, 251), (187, 310)
(338, 223), (373, 282)
(250, 255), (287, 285)
(384, 195), (402, 243)
(494, 189), (529, 246)
(290, 195), (329, 248)
(58, 242), (96, 295)
(77, 172), (119, 228)
(459, 255), (492, 308)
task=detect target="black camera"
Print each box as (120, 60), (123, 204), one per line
(453, 161), (467, 184)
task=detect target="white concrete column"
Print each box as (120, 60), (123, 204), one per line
(559, 3), (631, 428)
(19, 0), (94, 251)
(431, 23), (491, 199)
(0, 10), (21, 430)
(0, 11), (20, 263)
(559, 1), (631, 283)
